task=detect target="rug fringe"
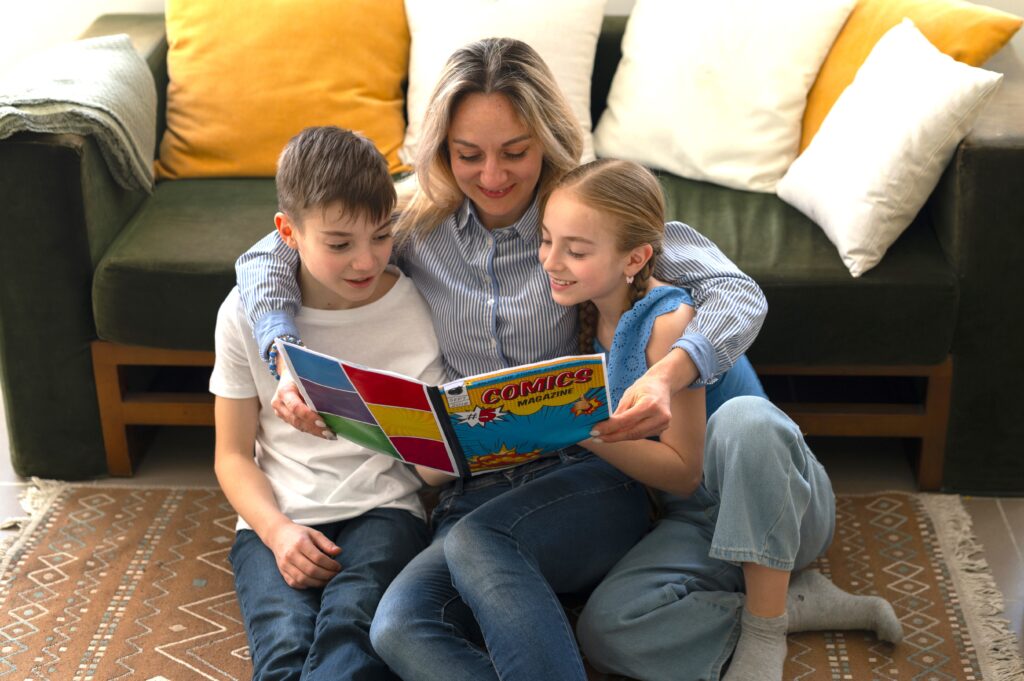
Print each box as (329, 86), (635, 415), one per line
(0, 478), (69, 577)
(921, 493), (1024, 681)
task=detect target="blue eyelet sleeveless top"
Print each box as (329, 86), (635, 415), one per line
(595, 287), (766, 420)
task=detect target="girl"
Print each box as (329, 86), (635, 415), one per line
(235, 38), (770, 681)
(540, 159), (902, 681)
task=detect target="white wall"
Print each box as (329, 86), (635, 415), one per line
(2, 0), (163, 77)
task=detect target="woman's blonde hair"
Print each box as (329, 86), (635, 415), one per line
(551, 159), (666, 353)
(395, 37), (583, 240)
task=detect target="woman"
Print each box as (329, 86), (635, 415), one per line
(235, 38), (766, 681)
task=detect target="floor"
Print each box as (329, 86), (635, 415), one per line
(1, 396), (1022, 660)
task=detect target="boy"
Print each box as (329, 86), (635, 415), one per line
(210, 126), (446, 680)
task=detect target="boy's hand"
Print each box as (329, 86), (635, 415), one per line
(271, 365), (336, 439)
(267, 520), (342, 589)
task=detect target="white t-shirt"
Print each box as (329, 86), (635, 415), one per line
(210, 268), (446, 531)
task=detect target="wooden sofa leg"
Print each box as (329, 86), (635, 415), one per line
(917, 358), (952, 491)
(91, 341), (134, 476)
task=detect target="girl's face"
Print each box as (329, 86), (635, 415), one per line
(448, 92), (544, 230)
(539, 189), (639, 309)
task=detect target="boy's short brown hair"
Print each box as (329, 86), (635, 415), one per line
(276, 126), (396, 226)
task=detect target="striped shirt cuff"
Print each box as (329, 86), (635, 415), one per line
(672, 332), (720, 387)
(255, 310), (302, 362)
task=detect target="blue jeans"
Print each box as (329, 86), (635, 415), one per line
(577, 396), (836, 681)
(370, 449), (650, 681)
(229, 507), (430, 681)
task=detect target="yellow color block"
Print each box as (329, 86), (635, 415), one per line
(368, 404), (444, 441)
(156, 0), (411, 179)
(801, 0), (1022, 151)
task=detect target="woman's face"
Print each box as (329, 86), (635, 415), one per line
(447, 92), (544, 229)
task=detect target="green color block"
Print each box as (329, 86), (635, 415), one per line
(321, 413), (399, 458)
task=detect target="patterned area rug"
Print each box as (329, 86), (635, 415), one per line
(1, 483), (1021, 680)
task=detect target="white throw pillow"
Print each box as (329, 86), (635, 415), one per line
(776, 19), (1003, 278)
(402, 0), (606, 165)
(594, 0), (856, 193)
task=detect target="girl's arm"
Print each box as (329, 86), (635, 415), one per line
(583, 303), (706, 496)
(594, 222), (765, 443)
(235, 230), (302, 360)
(214, 396), (342, 588)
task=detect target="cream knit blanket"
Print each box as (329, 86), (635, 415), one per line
(0, 34), (156, 193)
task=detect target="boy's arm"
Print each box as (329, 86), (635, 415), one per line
(235, 230), (303, 361)
(214, 396), (342, 588)
(594, 222), (766, 442)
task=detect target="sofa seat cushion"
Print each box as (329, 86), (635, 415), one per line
(660, 174), (957, 366)
(93, 179), (278, 350)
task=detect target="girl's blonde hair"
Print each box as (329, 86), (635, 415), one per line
(395, 37), (583, 240)
(551, 159), (666, 353)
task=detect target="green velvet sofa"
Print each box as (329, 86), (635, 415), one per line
(1, 14), (1022, 492)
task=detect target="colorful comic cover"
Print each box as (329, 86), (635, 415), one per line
(438, 355), (609, 474)
(278, 342), (610, 477)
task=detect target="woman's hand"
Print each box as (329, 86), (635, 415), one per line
(271, 363), (335, 439)
(592, 347), (698, 442)
(265, 519), (342, 589)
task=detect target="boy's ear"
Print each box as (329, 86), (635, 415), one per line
(275, 212), (299, 250)
(625, 243), (654, 277)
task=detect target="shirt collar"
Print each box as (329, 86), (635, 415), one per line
(455, 195), (541, 241)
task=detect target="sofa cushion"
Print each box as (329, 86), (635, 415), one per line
(800, 0), (1022, 151)
(659, 174), (957, 365)
(154, 0), (410, 178)
(93, 180), (278, 350)
(94, 175), (957, 364)
(778, 19), (1003, 278)
(594, 0), (855, 193)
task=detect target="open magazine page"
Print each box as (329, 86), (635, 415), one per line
(439, 354), (611, 475)
(277, 342), (462, 476)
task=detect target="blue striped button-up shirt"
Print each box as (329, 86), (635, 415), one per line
(236, 199), (766, 384)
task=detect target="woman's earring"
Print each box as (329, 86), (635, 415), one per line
(626, 274), (635, 284)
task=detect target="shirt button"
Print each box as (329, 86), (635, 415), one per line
(487, 298), (494, 306)
(490, 339), (497, 348)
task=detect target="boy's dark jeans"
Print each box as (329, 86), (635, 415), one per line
(229, 507), (429, 681)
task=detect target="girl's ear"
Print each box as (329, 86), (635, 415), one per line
(624, 243), (654, 277)
(275, 212), (299, 250)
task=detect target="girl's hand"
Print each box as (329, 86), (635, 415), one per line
(266, 520), (342, 589)
(271, 363), (335, 439)
(592, 372), (672, 442)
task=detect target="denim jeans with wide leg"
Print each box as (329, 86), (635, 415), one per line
(370, 448), (650, 681)
(576, 396), (836, 681)
(229, 507), (430, 681)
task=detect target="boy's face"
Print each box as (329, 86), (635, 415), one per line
(276, 201), (394, 310)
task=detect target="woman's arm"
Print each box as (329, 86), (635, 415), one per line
(214, 396), (342, 588)
(235, 230), (303, 360)
(656, 221), (767, 384)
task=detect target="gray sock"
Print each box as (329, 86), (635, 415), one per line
(787, 569), (903, 643)
(723, 609), (788, 681)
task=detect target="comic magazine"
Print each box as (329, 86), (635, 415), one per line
(277, 341), (611, 477)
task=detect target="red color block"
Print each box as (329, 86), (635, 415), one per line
(390, 437), (458, 475)
(343, 364), (432, 410)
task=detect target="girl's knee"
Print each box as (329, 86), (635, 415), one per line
(706, 396), (807, 471)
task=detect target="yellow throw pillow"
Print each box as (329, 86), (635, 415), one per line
(155, 0), (410, 179)
(800, 0), (1021, 152)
